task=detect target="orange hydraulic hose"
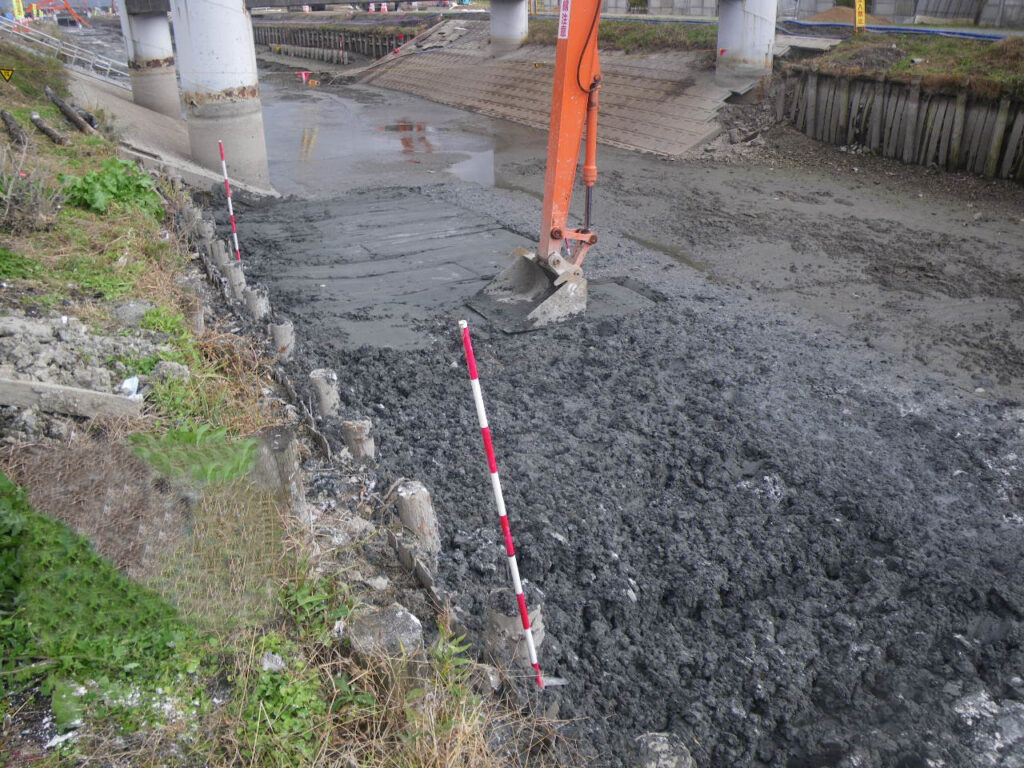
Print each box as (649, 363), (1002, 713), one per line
(582, 78), (599, 189)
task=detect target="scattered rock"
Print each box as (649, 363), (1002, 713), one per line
(0, 316), (55, 340)
(346, 604), (423, 657)
(112, 300), (156, 328)
(364, 575), (390, 591)
(634, 733), (696, 768)
(260, 652), (286, 673)
(152, 360), (191, 383)
(331, 619), (347, 641)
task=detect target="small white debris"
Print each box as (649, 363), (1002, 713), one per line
(260, 652), (286, 673)
(119, 376), (139, 396)
(45, 732), (77, 749)
(331, 619), (347, 641)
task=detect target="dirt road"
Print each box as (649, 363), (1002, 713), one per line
(239, 80), (1024, 768)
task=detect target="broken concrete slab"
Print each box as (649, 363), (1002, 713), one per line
(0, 377), (141, 419)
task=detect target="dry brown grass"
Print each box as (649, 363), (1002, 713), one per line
(0, 144), (64, 234)
(216, 628), (577, 768)
(803, 32), (1024, 99)
(152, 481), (301, 635)
(150, 329), (289, 436)
(0, 435), (185, 581)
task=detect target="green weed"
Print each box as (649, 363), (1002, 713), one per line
(140, 306), (189, 336)
(0, 246), (43, 280)
(818, 33), (1024, 98)
(429, 625), (475, 692)
(0, 41), (66, 102)
(149, 374), (231, 425)
(129, 424), (259, 485)
(527, 18), (717, 53)
(56, 251), (144, 299)
(281, 576), (355, 643)
(60, 158), (163, 219)
(236, 633), (328, 768)
(106, 351), (171, 376)
(0, 471), (206, 732)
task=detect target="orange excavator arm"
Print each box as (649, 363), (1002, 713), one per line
(475, 1), (601, 329)
(29, 0), (90, 27)
(539, 0), (601, 280)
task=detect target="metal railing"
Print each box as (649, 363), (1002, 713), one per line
(0, 16), (130, 88)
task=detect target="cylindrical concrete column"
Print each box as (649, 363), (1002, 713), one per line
(490, 0), (528, 54)
(309, 368), (341, 419)
(341, 418), (375, 462)
(169, 0), (271, 188)
(270, 317), (295, 362)
(116, 1), (180, 118)
(716, 0), (776, 83)
(396, 481), (441, 554)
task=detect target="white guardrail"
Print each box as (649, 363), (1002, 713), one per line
(0, 16), (130, 88)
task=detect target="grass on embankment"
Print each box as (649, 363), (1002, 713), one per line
(804, 33), (1024, 99)
(0, 40), (66, 102)
(1, 40), (570, 768)
(527, 17), (717, 53)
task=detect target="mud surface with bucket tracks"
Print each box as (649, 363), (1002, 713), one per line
(238, 80), (1024, 768)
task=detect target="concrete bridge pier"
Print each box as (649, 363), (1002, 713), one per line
(490, 0), (528, 54)
(715, 0), (777, 85)
(169, 0), (270, 188)
(116, 0), (180, 118)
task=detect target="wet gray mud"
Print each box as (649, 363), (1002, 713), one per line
(237, 80), (1024, 768)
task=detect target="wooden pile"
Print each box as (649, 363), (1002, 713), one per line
(779, 71), (1024, 180)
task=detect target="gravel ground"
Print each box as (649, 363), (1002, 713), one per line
(238, 95), (1024, 768)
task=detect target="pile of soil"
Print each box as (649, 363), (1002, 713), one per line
(236, 76), (1024, 768)
(308, 297), (1024, 768)
(243, 173), (1024, 767)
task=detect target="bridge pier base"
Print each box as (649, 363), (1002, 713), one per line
(715, 0), (776, 86)
(170, 0), (271, 189)
(490, 0), (528, 54)
(117, 1), (180, 118)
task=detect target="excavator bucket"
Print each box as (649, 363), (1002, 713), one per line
(469, 249), (588, 332)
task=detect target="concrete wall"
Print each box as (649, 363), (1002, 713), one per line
(537, 0), (1024, 25)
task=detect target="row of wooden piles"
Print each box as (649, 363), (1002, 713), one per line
(253, 24), (409, 61)
(777, 71), (1024, 180)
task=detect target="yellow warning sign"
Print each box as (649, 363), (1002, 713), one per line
(855, 0), (866, 31)
(0, 70), (13, 83)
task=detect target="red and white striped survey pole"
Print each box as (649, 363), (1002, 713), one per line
(459, 319), (544, 689)
(218, 140), (242, 262)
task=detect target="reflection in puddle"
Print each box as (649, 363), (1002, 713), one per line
(261, 80), (543, 196)
(300, 126), (319, 161)
(380, 122), (436, 158)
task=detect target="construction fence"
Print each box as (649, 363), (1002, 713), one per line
(536, 0), (1024, 27)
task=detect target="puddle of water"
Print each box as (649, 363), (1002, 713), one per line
(261, 79), (509, 195)
(379, 123), (436, 133)
(629, 234), (718, 280)
(378, 122), (438, 157)
(449, 150), (494, 186)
